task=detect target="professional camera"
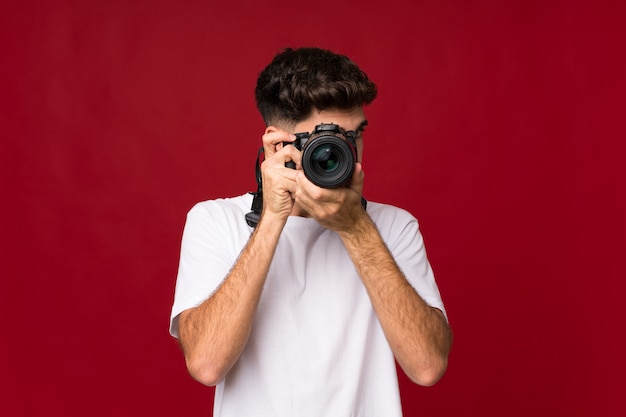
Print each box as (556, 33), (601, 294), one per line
(284, 123), (358, 188)
(245, 122), (365, 227)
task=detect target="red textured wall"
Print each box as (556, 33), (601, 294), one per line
(2, 1), (625, 416)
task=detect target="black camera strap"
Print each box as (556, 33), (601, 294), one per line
(245, 146), (264, 228)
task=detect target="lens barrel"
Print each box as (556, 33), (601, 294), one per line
(302, 135), (355, 188)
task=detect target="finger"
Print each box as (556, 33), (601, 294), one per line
(262, 144), (303, 171)
(263, 142), (303, 173)
(295, 171), (334, 205)
(262, 126), (296, 156)
(261, 163), (299, 206)
(281, 142), (303, 169)
(293, 171), (317, 209)
(348, 162), (365, 193)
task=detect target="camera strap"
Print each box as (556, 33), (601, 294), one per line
(245, 146), (264, 228)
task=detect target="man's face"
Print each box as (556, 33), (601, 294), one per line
(291, 107), (368, 162)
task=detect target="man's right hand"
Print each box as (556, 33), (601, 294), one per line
(260, 127), (302, 221)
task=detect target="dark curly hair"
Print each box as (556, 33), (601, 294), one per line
(255, 47), (378, 127)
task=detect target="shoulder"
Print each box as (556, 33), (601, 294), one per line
(366, 200), (418, 228)
(366, 201), (424, 247)
(183, 193), (254, 236)
(187, 193), (253, 220)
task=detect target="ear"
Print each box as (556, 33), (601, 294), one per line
(262, 125), (289, 156)
(264, 125), (279, 135)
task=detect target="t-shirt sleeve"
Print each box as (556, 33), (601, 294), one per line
(169, 202), (241, 338)
(380, 208), (448, 320)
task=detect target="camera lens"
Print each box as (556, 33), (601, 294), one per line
(302, 135), (355, 188)
(311, 145), (340, 172)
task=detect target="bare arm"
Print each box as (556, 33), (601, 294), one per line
(178, 212), (285, 386)
(177, 128), (300, 386)
(295, 165), (451, 386)
(338, 214), (451, 386)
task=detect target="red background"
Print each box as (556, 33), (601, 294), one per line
(2, 1), (625, 416)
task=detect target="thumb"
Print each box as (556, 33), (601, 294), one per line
(349, 162), (365, 193)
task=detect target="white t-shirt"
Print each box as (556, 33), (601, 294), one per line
(170, 193), (446, 417)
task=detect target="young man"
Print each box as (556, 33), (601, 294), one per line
(170, 47), (451, 416)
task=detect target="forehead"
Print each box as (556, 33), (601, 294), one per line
(293, 107), (366, 133)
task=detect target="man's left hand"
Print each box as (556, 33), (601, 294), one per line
(294, 163), (367, 232)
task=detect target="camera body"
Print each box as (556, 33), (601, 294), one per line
(284, 123), (358, 188)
